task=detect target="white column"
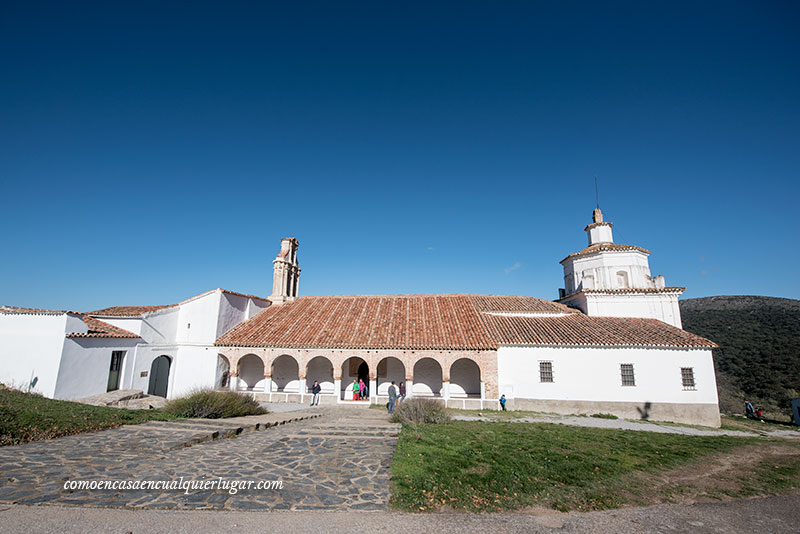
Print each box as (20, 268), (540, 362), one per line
(334, 378), (341, 402)
(229, 375), (239, 392)
(442, 380), (450, 406)
(480, 380), (485, 410)
(264, 376), (272, 394)
(406, 380), (413, 398)
(369, 379), (377, 403)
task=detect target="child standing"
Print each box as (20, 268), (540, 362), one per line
(499, 394), (507, 411)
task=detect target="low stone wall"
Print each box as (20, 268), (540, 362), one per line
(508, 398), (721, 428)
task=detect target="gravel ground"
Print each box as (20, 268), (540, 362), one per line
(1, 494), (798, 534)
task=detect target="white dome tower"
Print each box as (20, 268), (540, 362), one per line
(557, 209), (684, 327)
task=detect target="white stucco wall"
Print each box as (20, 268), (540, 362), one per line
(306, 356), (335, 394)
(93, 316), (143, 336)
(563, 251), (653, 294)
(138, 308), (179, 344)
(412, 357), (443, 396)
(450, 358), (481, 397)
(169, 345), (220, 397)
(55, 338), (140, 400)
(272, 354), (301, 392)
(176, 291), (222, 344)
(0, 312), (73, 397)
(497, 345), (718, 406)
(377, 357), (405, 395)
(586, 293), (682, 328)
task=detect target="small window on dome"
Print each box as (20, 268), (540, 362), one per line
(616, 271), (629, 288)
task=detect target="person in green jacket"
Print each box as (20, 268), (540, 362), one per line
(351, 379), (359, 401)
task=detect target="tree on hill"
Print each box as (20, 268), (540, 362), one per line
(680, 295), (800, 420)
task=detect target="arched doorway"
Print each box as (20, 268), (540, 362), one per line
(450, 358), (481, 398)
(377, 357), (405, 396)
(216, 355), (230, 389)
(238, 354), (265, 391)
(148, 355), (171, 398)
(340, 357), (369, 400)
(306, 356), (334, 394)
(271, 354), (300, 392)
(412, 357), (442, 397)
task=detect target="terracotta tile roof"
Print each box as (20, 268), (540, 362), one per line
(561, 243), (650, 263)
(481, 314), (716, 348)
(88, 304), (175, 316)
(216, 294), (505, 350)
(579, 287), (685, 295)
(215, 294), (714, 349)
(470, 295), (577, 314)
(0, 305), (70, 315)
(67, 316), (139, 339)
(88, 288), (269, 317)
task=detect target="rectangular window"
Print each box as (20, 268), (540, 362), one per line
(681, 367), (696, 390)
(620, 363), (636, 386)
(539, 361), (553, 383)
(107, 351), (125, 392)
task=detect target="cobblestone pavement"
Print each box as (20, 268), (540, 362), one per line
(0, 407), (399, 511)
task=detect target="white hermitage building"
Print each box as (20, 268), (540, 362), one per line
(0, 209), (721, 426)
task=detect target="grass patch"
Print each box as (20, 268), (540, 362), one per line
(590, 413), (619, 420)
(0, 387), (177, 446)
(162, 389), (267, 419)
(390, 420), (764, 512)
(720, 414), (799, 434)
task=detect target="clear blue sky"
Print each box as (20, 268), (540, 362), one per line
(1, 1), (798, 311)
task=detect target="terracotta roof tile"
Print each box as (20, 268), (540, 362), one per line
(215, 294), (714, 349)
(68, 316), (139, 339)
(481, 313), (715, 348)
(561, 243), (651, 263)
(88, 304), (175, 316)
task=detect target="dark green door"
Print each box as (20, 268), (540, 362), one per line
(148, 355), (171, 398)
(107, 351), (124, 392)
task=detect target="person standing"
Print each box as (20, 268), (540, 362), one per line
(499, 394), (507, 411)
(358, 378), (366, 400)
(310, 380), (321, 406)
(351, 379), (359, 401)
(388, 381), (398, 414)
(398, 381), (406, 404)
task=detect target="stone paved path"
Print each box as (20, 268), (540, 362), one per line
(0, 407), (399, 511)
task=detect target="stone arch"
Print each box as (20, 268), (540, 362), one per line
(238, 354), (265, 390)
(271, 354), (300, 392)
(449, 358), (481, 398)
(216, 354), (231, 389)
(412, 357), (443, 397)
(376, 356), (405, 396)
(306, 356), (334, 395)
(340, 356), (369, 400)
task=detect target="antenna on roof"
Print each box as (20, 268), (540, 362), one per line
(594, 176), (600, 209)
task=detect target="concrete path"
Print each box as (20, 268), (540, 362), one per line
(454, 413), (800, 439)
(1, 494), (798, 534)
(0, 406), (399, 511)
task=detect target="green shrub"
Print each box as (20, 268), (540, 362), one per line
(590, 413), (619, 420)
(391, 398), (451, 425)
(162, 389), (267, 419)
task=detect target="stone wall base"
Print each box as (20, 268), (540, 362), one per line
(509, 398), (721, 428)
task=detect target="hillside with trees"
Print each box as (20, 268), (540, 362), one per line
(680, 296), (800, 420)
